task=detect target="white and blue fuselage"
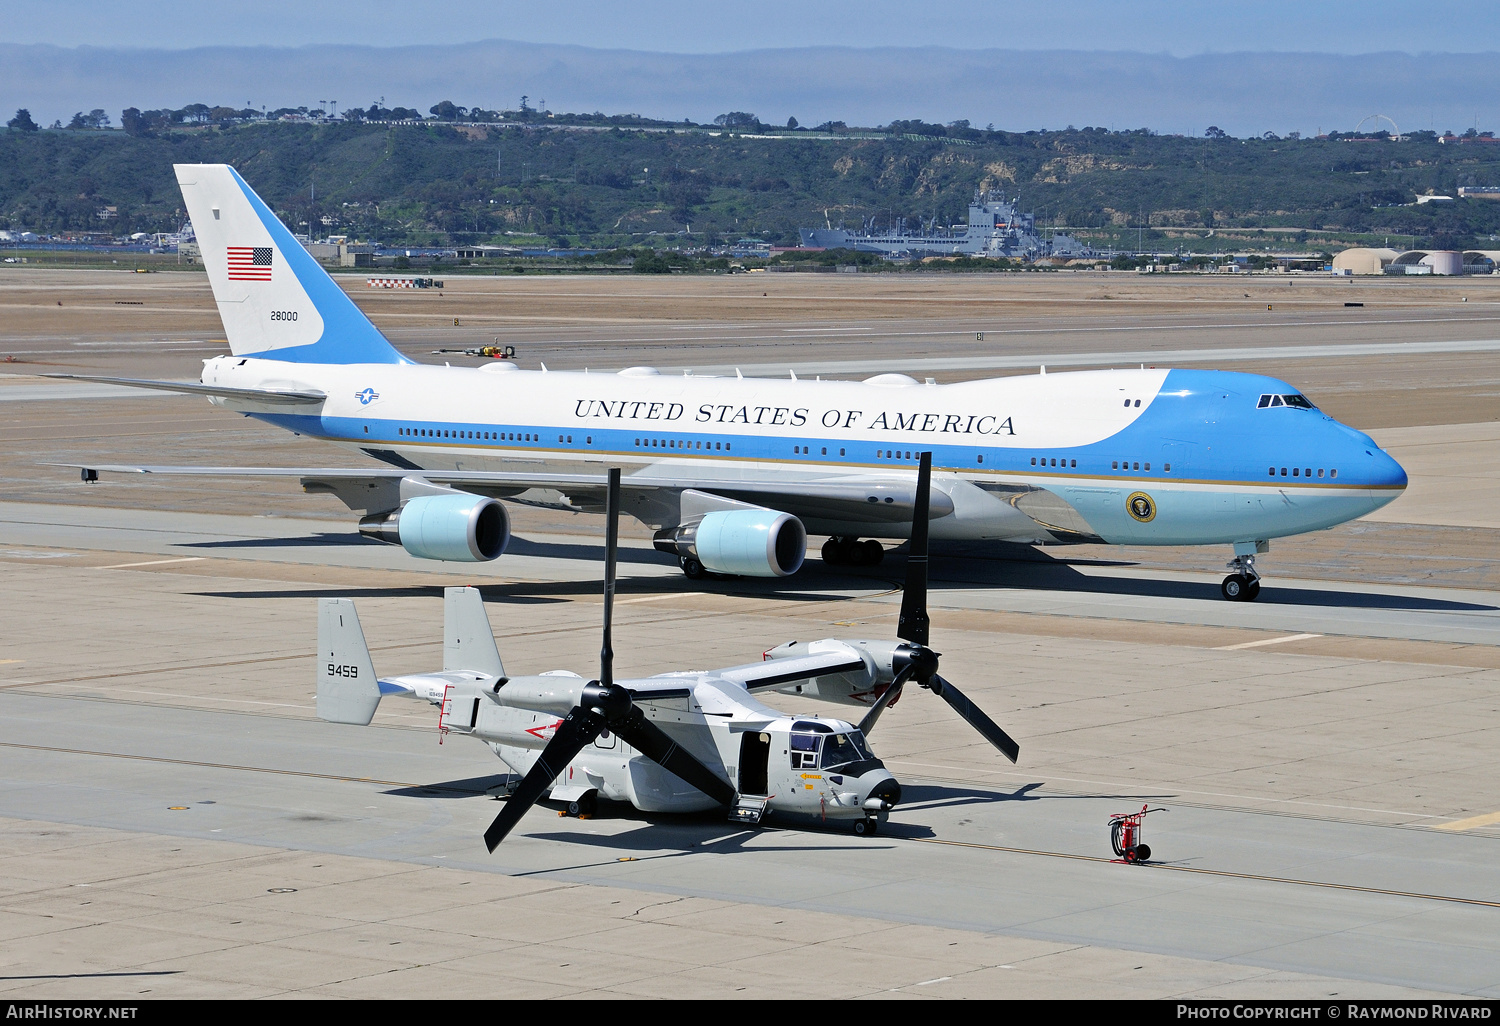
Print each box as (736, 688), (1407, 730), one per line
(206, 354), (1407, 548)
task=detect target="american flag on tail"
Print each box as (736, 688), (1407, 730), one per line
(227, 246), (273, 281)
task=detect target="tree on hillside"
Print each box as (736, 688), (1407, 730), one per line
(7, 109), (38, 131)
(66, 109), (110, 129)
(714, 112), (760, 130)
(1205, 125), (1227, 139)
(430, 100), (465, 121)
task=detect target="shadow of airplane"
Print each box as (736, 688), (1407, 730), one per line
(181, 532), (372, 549)
(384, 774), (514, 799)
(186, 529), (1493, 613)
(915, 541), (1498, 612)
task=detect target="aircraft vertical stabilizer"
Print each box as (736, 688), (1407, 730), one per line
(317, 598), (382, 725)
(443, 586), (505, 677)
(174, 163), (410, 366)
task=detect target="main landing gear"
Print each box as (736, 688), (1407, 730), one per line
(1221, 546), (1264, 602)
(822, 536), (885, 567)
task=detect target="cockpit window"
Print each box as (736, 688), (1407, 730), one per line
(1257, 393), (1316, 410)
(820, 731), (874, 769)
(790, 731), (821, 769)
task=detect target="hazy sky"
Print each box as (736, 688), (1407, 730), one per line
(5, 1), (1499, 54)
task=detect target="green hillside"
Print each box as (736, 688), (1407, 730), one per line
(3, 119), (1498, 251)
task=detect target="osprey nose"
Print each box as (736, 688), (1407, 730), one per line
(866, 777), (902, 809)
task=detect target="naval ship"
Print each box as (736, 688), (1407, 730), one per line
(799, 190), (1093, 260)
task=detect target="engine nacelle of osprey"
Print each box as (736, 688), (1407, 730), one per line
(658, 509), (807, 577)
(762, 639), (900, 704)
(358, 493), (509, 561)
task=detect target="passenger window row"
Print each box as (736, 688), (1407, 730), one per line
(399, 428), (597, 444)
(1032, 457), (1078, 468)
(1269, 466), (1337, 478)
(636, 438), (731, 451)
(1123, 398), (1142, 407)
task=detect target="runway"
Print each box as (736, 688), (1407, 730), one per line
(1, 270), (1497, 998)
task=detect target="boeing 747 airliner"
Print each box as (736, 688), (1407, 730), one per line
(57, 164), (1407, 601)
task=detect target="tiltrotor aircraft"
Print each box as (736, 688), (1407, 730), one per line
(317, 456), (1019, 845)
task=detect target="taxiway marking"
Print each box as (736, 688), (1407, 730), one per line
(1433, 811), (1500, 832)
(94, 556), (206, 570)
(1214, 632), (1323, 651)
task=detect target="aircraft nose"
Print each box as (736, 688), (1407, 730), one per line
(1361, 445), (1407, 490)
(865, 777), (902, 809)
(1352, 444), (1407, 514)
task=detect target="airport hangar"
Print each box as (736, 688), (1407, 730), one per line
(0, 268), (1498, 999)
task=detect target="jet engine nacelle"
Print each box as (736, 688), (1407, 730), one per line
(358, 493), (509, 561)
(655, 509), (806, 577)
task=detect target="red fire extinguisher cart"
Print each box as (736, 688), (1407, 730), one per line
(1109, 804), (1166, 863)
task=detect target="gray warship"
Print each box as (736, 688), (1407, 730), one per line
(799, 190), (1093, 260)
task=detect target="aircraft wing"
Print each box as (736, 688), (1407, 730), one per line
(718, 650), (872, 692)
(42, 373), (326, 406)
(49, 462), (954, 523)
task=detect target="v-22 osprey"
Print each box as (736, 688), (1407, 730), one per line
(317, 457), (1017, 844)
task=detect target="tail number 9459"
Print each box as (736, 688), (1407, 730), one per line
(270, 310), (299, 322)
(327, 664), (360, 677)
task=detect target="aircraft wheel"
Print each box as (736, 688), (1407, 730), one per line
(1245, 581), (1261, 601)
(1221, 574), (1249, 601)
(681, 557), (704, 579)
(821, 538), (843, 565)
(862, 540), (885, 565)
(853, 817), (876, 836)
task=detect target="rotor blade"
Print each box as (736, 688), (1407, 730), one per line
(483, 710), (602, 851)
(612, 710), (737, 807)
(601, 467), (620, 689)
(931, 674), (1020, 763)
(857, 665), (913, 735)
(897, 452), (932, 646)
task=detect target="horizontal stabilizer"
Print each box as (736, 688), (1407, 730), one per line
(42, 374), (325, 405)
(317, 598), (382, 725)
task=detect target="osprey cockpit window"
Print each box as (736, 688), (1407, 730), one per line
(789, 731), (821, 769)
(819, 731), (874, 770)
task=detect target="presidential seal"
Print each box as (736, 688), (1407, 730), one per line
(1126, 491), (1156, 523)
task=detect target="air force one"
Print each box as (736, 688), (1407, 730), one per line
(58, 164), (1407, 601)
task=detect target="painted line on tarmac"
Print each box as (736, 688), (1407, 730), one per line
(1433, 811), (1500, 832)
(1214, 632), (1323, 651)
(916, 836), (1500, 909)
(0, 740), (436, 792)
(95, 556), (206, 570)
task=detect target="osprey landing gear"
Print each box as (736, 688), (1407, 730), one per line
(1221, 541), (1267, 602)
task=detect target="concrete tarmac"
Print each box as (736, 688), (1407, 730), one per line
(1, 270), (1498, 998)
